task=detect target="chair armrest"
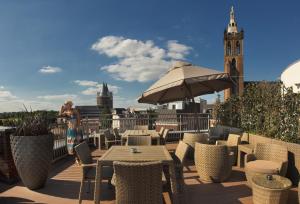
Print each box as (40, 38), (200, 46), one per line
(81, 163), (97, 167)
(245, 153), (256, 163)
(216, 140), (227, 146)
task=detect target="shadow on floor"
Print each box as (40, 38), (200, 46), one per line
(36, 178), (115, 201)
(183, 182), (252, 204)
(0, 197), (45, 204)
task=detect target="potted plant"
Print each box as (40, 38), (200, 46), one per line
(10, 111), (54, 190)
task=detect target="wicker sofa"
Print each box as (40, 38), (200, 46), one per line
(195, 143), (232, 183)
(245, 143), (288, 187)
(216, 134), (241, 166)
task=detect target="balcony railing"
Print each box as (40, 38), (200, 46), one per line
(82, 113), (210, 141)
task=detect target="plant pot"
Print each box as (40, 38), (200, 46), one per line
(10, 134), (54, 190)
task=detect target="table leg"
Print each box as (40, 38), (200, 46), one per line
(94, 163), (102, 204)
(237, 149), (241, 168)
(157, 138), (160, 145)
(98, 136), (102, 150)
(168, 162), (178, 204)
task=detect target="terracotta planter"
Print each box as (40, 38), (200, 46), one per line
(10, 134), (54, 190)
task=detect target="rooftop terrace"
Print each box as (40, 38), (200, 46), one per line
(1, 143), (298, 204)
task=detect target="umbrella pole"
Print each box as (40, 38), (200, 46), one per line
(184, 82), (199, 132)
(191, 97), (199, 132)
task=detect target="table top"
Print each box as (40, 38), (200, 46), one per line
(252, 174), (292, 190)
(122, 130), (160, 138)
(98, 146), (173, 165)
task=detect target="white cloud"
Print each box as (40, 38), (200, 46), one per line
(74, 80), (98, 87)
(0, 86), (4, 89)
(39, 66), (62, 74)
(74, 80), (120, 95)
(0, 90), (17, 101)
(37, 94), (77, 101)
(167, 40), (192, 60)
(91, 36), (192, 82)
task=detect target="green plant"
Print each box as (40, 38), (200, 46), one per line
(15, 111), (52, 136)
(214, 82), (300, 143)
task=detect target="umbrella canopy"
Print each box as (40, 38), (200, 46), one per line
(138, 61), (234, 104)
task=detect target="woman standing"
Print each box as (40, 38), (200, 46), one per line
(59, 100), (82, 155)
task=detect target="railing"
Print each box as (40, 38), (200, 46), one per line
(0, 113), (210, 163)
(51, 123), (68, 162)
(82, 113), (210, 141)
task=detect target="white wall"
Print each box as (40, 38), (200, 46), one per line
(281, 60), (300, 93)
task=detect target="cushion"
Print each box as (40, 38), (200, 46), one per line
(245, 160), (281, 174)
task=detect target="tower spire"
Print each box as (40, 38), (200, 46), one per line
(227, 6), (238, 33)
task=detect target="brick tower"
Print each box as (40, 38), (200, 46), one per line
(224, 6), (244, 100)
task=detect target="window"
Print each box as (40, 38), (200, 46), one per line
(226, 41), (231, 55)
(236, 41), (241, 55)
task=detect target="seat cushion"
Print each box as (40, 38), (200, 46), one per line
(245, 160), (281, 174)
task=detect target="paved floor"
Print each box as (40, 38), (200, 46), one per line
(0, 143), (298, 204)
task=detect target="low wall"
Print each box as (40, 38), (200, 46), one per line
(248, 134), (300, 185)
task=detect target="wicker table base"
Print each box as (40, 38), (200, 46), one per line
(252, 174), (292, 204)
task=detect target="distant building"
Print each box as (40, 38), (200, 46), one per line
(224, 6), (244, 100)
(281, 60), (300, 93)
(166, 99), (208, 113)
(76, 82), (113, 119)
(97, 83), (113, 110)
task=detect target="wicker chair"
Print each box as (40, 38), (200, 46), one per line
(171, 141), (189, 192)
(216, 134), (241, 166)
(127, 135), (151, 146)
(113, 128), (122, 145)
(182, 133), (208, 159)
(209, 125), (229, 140)
(74, 142), (113, 204)
(134, 125), (148, 130)
(113, 161), (163, 204)
(160, 128), (169, 145)
(245, 143), (288, 187)
(195, 143), (232, 183)
(158, 127), (165, 137)
(104, 129), (116, 149)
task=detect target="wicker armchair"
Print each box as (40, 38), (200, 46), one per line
(113, 161), (163, 204)
(160, 128), (169, 145)
(134, 125), (148, 130)
(74, 142), (113, 204)
(195, 143), (232, 183)
(127, 135), (151, 146)
(182, 133), (208, 159)
(245, 143), (288, 187)
(216, 134), (241, 166)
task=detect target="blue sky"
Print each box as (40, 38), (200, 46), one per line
(0, 0), (299, 112)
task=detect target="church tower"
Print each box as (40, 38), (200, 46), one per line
(224, 6), (244, 100)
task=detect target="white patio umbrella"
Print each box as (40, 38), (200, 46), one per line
(138, 61), (234, 105)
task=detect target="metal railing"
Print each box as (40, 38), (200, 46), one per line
(51, 123), (68, 162)
(82, 113), (210, 141)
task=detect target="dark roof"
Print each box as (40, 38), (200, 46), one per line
(75, 106), (100, 118)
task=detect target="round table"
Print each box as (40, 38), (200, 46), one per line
(252, 174), (292, 204)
